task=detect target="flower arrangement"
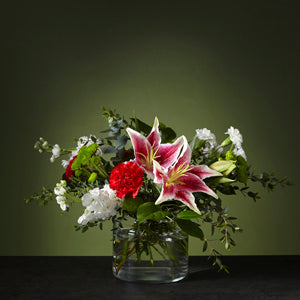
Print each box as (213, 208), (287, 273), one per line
(26, 108), (290, 279)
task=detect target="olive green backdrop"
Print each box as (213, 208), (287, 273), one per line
(1, 2), (299, 256)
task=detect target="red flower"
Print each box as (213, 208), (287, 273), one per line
(65, 155), (78, 180)
(109, 161), (144, 199)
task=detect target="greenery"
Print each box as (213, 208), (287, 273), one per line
(26, 107), (291, 274)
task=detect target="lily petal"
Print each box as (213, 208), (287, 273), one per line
(147, 117), (161, 149)
(126, 127), (153, 176)
(153, 160), (167, 184)
(174, 191), (201, 215)
(156, 136), (185, 169)
(189, 165), (222, 180)
(155, 185), (201, 215)
(174, 136), (191, 167)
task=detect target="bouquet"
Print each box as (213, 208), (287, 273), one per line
(26, 108), (290, 282)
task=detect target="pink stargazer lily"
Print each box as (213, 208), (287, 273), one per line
(126, 117), (185, 179)
(153, 137), (222, 214)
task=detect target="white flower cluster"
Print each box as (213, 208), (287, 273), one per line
(225, 126), (247, 160)
(50, 144), (61, 163)
(78, 185), (122, 225)
(54, 180), (69, 211)
(62, 135), (102, 168)
(196, 128), (222, 155)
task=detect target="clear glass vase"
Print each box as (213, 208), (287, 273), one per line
(112, 217), (188, 283)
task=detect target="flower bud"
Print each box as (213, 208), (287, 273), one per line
(34, 142), (40, 149)
(220, 137), (232, 147)
(88, 172), (97, 183)
(210, 160), (236, 176)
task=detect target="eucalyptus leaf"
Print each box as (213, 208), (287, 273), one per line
(115, 135), (128, 149)
(101, 145), (117, 154)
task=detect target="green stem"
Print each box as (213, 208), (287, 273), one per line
(65, 192), (81, 203)
(90, 160), (109, 179)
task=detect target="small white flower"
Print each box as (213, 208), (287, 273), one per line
(77, 135), (102, 154)
(77, 185), (122, 225)
(61, 160), (69, 168)
(225, 126), (247, 161)
(196, 128), (218, 154)
(54, 180), (67, 195)
(54, 180), (69, 211)
(196, 128), (216, 143)
(50, 144), (61, 163)
(59, 202), (68, 211)
(225, 126), (243, 148)
(233, 147), (247, 161)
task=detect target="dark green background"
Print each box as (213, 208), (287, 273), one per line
(1, 2), (299, 255)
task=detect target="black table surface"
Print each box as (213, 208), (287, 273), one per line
(1, 256), (299, 299)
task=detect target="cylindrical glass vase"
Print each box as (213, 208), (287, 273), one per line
(112, 217), (188, 283)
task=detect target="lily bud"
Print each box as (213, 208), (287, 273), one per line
(220, 136), (232, 147)
(210, 160), (236, 176)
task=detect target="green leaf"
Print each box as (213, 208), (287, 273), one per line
(237, 155), (248, 184)
(81, 226), (88, 233)
(131, 118), (152, 134)
(137, 202), (169, 223)
(203, 241), (208, 252)
(160, 127), (176, 143)
(177, 210), (201, 220)
(122, 197), (144, 214)
(175, 219), (204, 240)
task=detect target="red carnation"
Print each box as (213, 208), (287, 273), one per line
(65, 155), (78, 180)
(109, 161), (144, 199)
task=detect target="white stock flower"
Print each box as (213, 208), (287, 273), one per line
(225, 126), (243, 148)
(233, 147), (247, 161)
(77, 185), (122, 225)
(54, 180), (66, 195)
(225, 126), (247, 161)
(61, 159), (70, 168)
(54, 180), (69, 211)
(196, 128), (218, 154)
(50, 144), (61, 163)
